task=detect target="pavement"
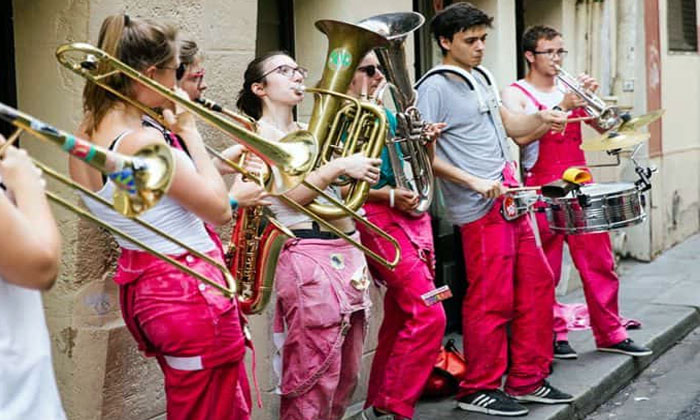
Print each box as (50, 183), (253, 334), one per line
(350, 234), (700, 420)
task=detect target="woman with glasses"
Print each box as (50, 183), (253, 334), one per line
(69, 15), (251, 420)
(236, 51), (381, 420)
(346, 52), (447, 420)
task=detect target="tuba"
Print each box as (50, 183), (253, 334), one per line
(358, 12), (435, 216)
(555, 64), (627, 131)
(303, 20), (391, 219)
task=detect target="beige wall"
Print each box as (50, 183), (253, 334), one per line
(12, 1), (257, 419)
(650, 0), (700, 255)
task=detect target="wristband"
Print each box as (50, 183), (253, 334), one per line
(228, 195), (239, 211)
(389, 188), (395, 208)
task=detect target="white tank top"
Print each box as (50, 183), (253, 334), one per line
(0, 186), (66, 420)
(80, 133), (216, 255)
(515, 79), (567, 170)
(258, 120), (342, 228)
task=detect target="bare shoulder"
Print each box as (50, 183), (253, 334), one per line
(501, 84), (528, 111)
(116, 126), (167, 156)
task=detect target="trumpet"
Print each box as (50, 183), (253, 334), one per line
(55, 42), (318, 195)
(0, 103), (238, 298)
(555, 64), (625, 131)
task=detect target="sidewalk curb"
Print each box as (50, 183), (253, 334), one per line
(548, 307), (700, 420)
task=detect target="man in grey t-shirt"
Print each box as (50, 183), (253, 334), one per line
(416, 3), (572, 416)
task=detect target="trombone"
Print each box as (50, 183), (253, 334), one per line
(0, 103), (238, 298)
(195, 97), (401, 269)
(55, 42), (317, 196)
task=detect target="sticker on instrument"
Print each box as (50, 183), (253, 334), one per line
(327, 48), (352, 71)
(503, 195), (518, 220)
(350, 266), (370, 291)
(330, 253), (345, 270)
(421, 285), (452, 306)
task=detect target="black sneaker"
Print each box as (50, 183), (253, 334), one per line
(554, 340), (578, 359)
(598, 338), (653, 357)
(511, 381), (575, 404)
(457, 389), (529, 416)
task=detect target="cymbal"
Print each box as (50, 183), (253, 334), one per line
(618, 109), (665, 132)
(581, 130), (650, 152)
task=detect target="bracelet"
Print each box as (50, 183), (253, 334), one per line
(228, 195), (239, 211)
(389, 188), (395, 208)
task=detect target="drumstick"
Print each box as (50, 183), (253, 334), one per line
(566, 116), (596, 123)
(505, 186), (540, 193)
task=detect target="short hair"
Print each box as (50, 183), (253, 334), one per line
(522, 25), (562, 53)
(429, 2), (494, 55)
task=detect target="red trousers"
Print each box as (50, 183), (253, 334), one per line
(457, 201), (555, 397)
(358, 203), (446, 419)
(117, 245), (250, 420)
(534, 211), (627, 347)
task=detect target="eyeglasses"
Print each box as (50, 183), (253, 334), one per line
(158, 62), (186, 80)
(357, 64), (384, 77)
(533, 49), (569, 59)
(259, 64), (309, 81)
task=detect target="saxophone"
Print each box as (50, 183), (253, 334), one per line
(196, 96), (293, 314)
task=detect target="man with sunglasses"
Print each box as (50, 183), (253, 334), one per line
(348, 52), (447, 420)
(416, 3), (573, 416)
(501, 25), (652, 362)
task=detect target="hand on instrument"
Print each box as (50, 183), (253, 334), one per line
(393, 187), (419, 213)
(229, 176), (270, 208)
(538, 109), (568, 133)
(340, 153), (382, 184)
(577, 73), (599, 93)
(559, 91), (587, 111)
(215, 145), (268, 180)
(0, 140), (46, 193)
(471, 177), (506, 199)
(423, 122), (447, 144)
(162, 87), (198, 134)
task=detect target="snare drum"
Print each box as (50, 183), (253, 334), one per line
(545, 182), (646, 234)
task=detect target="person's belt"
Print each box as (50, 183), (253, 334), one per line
(291, 221), (355, 240)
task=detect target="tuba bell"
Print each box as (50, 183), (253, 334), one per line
(358, 11), (435, 216)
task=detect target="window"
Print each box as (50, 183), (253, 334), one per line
(256, 0), (295, 56)
(668, 0), (698, 52)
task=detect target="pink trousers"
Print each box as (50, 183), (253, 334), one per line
(457, 201), (555, 397)
(358, 202), (446, 419)
(534, 211), (627, 347)
(274, 234), (371, 420)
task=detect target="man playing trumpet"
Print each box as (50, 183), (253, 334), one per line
(501, 25), (652, 360)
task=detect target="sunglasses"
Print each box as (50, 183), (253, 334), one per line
(357, 64), (384, 77)
(158, 62), (186, 81)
